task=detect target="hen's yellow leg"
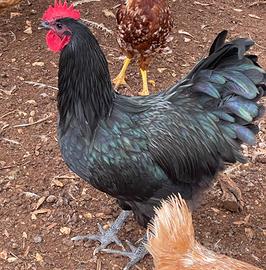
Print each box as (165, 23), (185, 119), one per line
(113, 57), (131, 88)
(139, 68), (150, 96)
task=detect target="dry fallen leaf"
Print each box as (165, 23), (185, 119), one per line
(24, 27), (32, 35)
(0, 250), (8, 260)
(157, 67), (167, 73)
(10, 12), (22, 18)
(35, 252), (44, 263)
(102, 9), (115, 18)
(245, 228), (254, 240)
(51, 179), (64, 187)
(3, 229), (9, 238)
(35, 196), (46, 210)
(60, 227), (71, 235)
(233, 214), (251, 225)
(31, 208), (51, 220)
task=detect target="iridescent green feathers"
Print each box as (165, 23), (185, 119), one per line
(174, 30), (265, 147)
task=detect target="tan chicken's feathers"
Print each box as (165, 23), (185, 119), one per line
(147, 194), (263, 270)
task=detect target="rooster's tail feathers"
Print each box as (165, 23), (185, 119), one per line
(181, 31), (265, 157)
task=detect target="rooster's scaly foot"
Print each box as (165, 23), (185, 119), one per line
(102, 234), (148, 270)
(71, 210), (131, 254)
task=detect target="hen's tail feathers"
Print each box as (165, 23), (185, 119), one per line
(147, 194), (263, 270)
(146, 194), (194, 269)
(172, 31), (265, 162)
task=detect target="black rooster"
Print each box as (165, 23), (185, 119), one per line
(41, 2), (265, 269)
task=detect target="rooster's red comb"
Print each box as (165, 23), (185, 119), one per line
(42, 0), (80, 21)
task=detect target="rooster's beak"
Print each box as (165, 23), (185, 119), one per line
(41, 21), (50, 30)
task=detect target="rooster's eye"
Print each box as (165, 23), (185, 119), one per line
(56, 22), (63, 30)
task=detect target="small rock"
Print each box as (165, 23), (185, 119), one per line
(26, 99), (37, 106)
(11, 243), (19, 249)
(102, 208), (113, 215)
(62, 238), (73, 247)
(7, 257), (17, 263)
(32, 62), (45, 67)
(95, 212), (104, 218)
(60, 227), (71, 235)
(33, 235), (43, 244)
(46, 195), (57, 203)
(40, 93), (49, 98)
(84, 212), (93, 219)
(30, 110), (35, 117)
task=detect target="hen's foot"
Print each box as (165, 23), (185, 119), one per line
(71, 210), (131, 254)
(219, 174), (244, 212)
(102, 235), (148, 270)
(113, 75), (128, 89)
(113, 57), (131, 89)
(148, 79), (156, 87)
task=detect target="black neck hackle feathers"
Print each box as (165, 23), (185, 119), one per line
(57, 18), (114, 134)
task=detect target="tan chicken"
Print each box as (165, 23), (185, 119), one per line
(114, 0), (173, 95)
(147, 195), (262, 270)
(0, 0), (22, 12)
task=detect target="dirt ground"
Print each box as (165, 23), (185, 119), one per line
(0, 0), (265, 269)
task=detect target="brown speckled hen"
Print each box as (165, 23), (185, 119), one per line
(114, 0), (173, 95)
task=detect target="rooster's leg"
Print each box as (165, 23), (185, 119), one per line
(71, 210), (131, 254)
(102, 234), (148, 270)
(113, 57), (131, 88)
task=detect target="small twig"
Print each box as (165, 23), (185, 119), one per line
(0, 110), (17, 119)
(13, 114), (52, 128)
(224, 164), (241, 175)
(1, 137), (20, 145)
(112, 3), (121, 9)
(96, 258), (102, 270)
(101, 44), (121, 53)
(54, 175), (78, 179)
(24, 81), (58, 91)
(248, 33), (266, 50)
(73, 0), (100, 6)
(0, 165), (15, 170)
(9, 31), (16, 43)
(248, 1), (266, 7)
(81, 19), (113, 35)
(0, 86), (17, 95)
